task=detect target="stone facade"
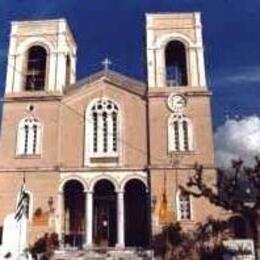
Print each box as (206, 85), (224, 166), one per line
(0, 13), (222, 248)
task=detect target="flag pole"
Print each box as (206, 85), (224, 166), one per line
(17, 171), (26, 256)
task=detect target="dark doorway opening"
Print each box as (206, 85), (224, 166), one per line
(125, 179), (149, 247)
(94, 180), (117, 247)
(63, 180), (85, 248)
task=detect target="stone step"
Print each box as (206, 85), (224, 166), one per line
(52, 248), (154, 260)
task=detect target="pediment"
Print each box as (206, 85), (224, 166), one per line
(64, 69), (147, 98)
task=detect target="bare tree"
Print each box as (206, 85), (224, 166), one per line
(180, 158), (260, 259)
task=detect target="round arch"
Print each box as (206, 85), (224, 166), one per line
(59, 175), (88, 193)
(85, 96), (122, 116)
(124, 179), (149, 247)
(84, 97), (123, 166)
(89, 175), (119, 192)
(155, 32), (195, 50)
(16, 37), (54, 55)
(120, 175), (148, 192)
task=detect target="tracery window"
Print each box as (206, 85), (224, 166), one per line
(16, 117), (42, 155)
(87, 98), (119, 160)
(165, 41), (188, 87)
(24, 46), (47, 91)
(177, 190), (192, 221)
(168, 115), (193, 152)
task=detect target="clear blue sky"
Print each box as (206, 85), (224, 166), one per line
(1, 0), (260, 128)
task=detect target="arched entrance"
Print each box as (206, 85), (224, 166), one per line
(63, 180), (85, 247)
(93, 180), (117, 246)
(124, 179), (149, 247)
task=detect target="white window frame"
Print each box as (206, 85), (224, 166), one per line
(85, 97), (121, 165)
(176, 189), (193, 221)
(16, 116), (42, 156)
(168, 114), (193, 152)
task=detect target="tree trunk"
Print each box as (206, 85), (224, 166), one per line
(256, 206), (260, 260)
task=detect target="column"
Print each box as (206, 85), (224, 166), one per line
(85, 191), (93, 247)
(116, 191), (125, 248)
(189, 47), (199, 87)
(57, 192), (64, 242)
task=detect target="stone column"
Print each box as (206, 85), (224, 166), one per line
(57, 192), (64, 242)
(116, 191), (125, 248)
(85, 191), (93, 247)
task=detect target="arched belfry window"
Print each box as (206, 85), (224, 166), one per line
(16, 117), (42, 155)
(165, 41), (188, 87)
(168, 114), (193, 152)
(24, 46), (47, 91)
(86, 98), (120, 163)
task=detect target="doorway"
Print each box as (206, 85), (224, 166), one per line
(124, 179), (149, 247)
(93, 180), (117, 247)
(63, 180), (85, 248)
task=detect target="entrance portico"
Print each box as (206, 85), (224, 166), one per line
(58, 172), (148, 249)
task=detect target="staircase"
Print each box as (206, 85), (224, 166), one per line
(52, 247), (154, 260)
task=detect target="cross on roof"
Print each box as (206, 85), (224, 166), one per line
(101, 57), (112, 71)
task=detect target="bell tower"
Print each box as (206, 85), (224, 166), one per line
(146, 13), (215, 231)
(5, 19), (77, 94)
(146, 13), (206, 88)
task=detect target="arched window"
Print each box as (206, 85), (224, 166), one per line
(86, 98), (119, 162)
(177, 190), (192, 221)
(16, 117), (42, 155)
(24, 46), (47, 91)
(168, 115), (193, 152)
(165, 41), (188, 87)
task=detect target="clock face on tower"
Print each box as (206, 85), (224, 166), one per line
(167, 94), (186, 113)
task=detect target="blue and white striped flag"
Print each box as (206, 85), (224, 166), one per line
(15, 179), (27, 222)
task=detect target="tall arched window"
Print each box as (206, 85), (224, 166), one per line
(177, 190), (192, 221)
(168, 115), (193, 152)
(24, 46), (47, 91)
(16, 117), (42, 155)
(165, 41), (188, 87)
(86, 98), (119, 163)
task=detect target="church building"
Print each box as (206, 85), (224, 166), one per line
(0, 12), (219, 249)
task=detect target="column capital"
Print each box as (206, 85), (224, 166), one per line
(84, 190), (93, 194)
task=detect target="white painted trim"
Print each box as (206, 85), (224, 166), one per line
(84, 97), (122, 166)
(16, 37), (55, 55)
(58, 175), (88, 193)
(168, 114), (194, 152)
(155, 32), (196, 50)
(16, 116), (43, 156)
(88, 174), (119, 192)
(120, 175), (148, 192)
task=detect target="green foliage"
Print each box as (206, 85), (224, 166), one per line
(29, 232), (59, 260)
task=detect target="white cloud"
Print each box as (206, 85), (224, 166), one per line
(214, 115), (260, 167)
(214, 66), (260, 85)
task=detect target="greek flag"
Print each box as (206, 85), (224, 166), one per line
(14, 181), (27, 222)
